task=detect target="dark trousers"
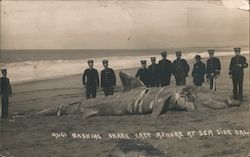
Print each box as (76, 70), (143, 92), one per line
(194, 82), (203, 87)
(175, 75), (186, 86)
(86, 85), (96, 99)
(103, 86), (114, 96)
(232, 73), (244, 100)
(160, 77), (170, 87)
(1, 95), (9, 118)
(208, 77), (217, 91)
(193, 77), (203, 87)
(209, 78), (213, 90)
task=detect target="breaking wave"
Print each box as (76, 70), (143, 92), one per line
(0, 51), (249, 84)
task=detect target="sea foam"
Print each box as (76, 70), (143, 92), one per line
(0, 51), (249, 84)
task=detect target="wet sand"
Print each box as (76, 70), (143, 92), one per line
(0, 54), (249, 157)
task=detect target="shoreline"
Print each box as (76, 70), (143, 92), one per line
(11, 67), (138, 86)
(11, 51), (249, 86)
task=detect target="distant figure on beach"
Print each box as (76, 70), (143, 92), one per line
(82, 60), (99, 99)
(0, 69), (12, 118)
(148, 57), (160, 87)
(135, 60), (150, 87)
(172, 51), (190, 86)
(101, 60), (116, 96)
(229, 48), (248, 101)
(192, 55), (206, 87)
(158, 51), (172, 87)
(206, 49), (221, 91)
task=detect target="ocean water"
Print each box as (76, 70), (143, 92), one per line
(0, 49), (164, 63)
(0, 49), (249, 84)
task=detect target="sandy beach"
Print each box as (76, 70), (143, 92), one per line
(0, 54), (249, 157)
(1, 0), (249, 156)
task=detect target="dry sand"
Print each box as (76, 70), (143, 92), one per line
(0, 54), (249, 157)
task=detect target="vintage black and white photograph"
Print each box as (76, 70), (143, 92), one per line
(0, 0), (249, 156)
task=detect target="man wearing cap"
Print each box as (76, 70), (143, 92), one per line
(101, 60), (116, 96)
(206, 49), (221, 91)
(192, 55), (206, 86)
(0, 69), (12, 118)
(172, 51), (190, 86)
(148, 57), (160, 87)
(229, 48), (248, 101)
(82, 60), (99, 99)
(135, 60), (150, 87)
(158, 51), (172, 87)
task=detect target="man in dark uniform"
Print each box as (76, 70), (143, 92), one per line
(82, 60), (99, 99)
(101, 60), (116, 96)
(135, 60), (150, 87)
(0, 69), (12, 118)
(192, 55), (206, 86)
(148, 57), (160, 87)
(229, 48), (248, 101)
(158, 51), (172, 87)
(206, 49), (221, 91)
(172, 51), (190, 86)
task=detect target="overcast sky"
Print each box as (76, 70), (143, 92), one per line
(1, 0), (249, 49)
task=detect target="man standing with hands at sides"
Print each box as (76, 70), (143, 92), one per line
(101, 60), (116, 96)
(159, 51), (172, 87)
(149, 57), (160, 87)
(229, 48), (248, 101)
(172, 51), (190, 86)
(0, 69), (12, 118)
(82, 60), (99, 99)
(192, 55), (206, 86)
(206, 49), (221, 91)
(135, 60), (150, 87)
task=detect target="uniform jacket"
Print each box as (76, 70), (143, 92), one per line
(149, 64), (160, 81)
(158, 59), (172, 77)
(101, 68), (116, 87)
(229, 55), (248, 75)
(206, 57), (221, 78)
(135, 68), (150, 86)
(172, 59), (190, 77)
(82, 68), (99, 87)
(192, 61), (206, 83)
(0, 77), (12, 96)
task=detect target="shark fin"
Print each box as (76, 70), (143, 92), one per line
(37, 106), (59, 116)
(119, 71), (146, 92)
(79, 109), (99, 118)
(151, 87), (175, 118)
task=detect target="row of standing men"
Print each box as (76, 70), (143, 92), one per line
(135, 50), (218, 88)
(0, 47), (248, 118)
(82, 48), (248, 101)
(82, 49), (217, 99)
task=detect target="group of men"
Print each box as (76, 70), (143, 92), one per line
(82, 60), (116, 99)
(0, 47), (247, 118)
(135, 48), (248, 101)
(135, 51), (190, 87)
(82, 48), (248, 102)
(135, 50), (218, 88)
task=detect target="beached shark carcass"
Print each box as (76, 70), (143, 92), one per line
(37, 71), (240, 118)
